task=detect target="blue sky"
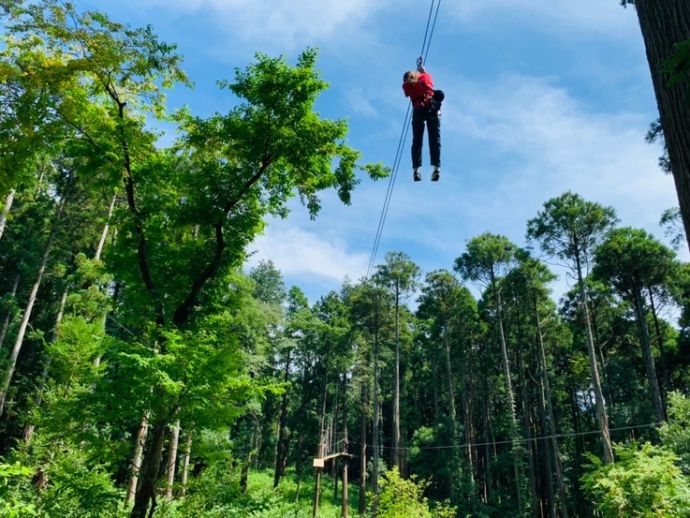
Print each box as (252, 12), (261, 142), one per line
(73, 0), (680, 303)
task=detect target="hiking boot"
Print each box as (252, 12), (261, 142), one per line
(431, 168), (440, 182)
(413, 169), (422, 182)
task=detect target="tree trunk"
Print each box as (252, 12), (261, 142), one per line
(534, 299), (569, 518)
(312, 466), (323, 518)
(0, 197), (65, 417)
(93, 312), (108, 369)
(589, 299), (614, 420)
(400, 375), (409, 478)
(647, 287), (670, 397)
(432, 363), (440, 421)
(461, 373), (476, 491)
(240, 452), (253, 494)
(126, 410), (151, 506)
(495, 287), (517, 425)
(568, 386), (590, 517)
(274, 348), (292, 488)
(393, 286), (402, 470)
(443, 325), (459, 501)
(295, 434), (305, 503)
(493, 280), (523, 511)
(23, 285), (68, 442)
(52, 286), (69, 341)
(240, 422), (260, 494)
(95, 193), (118, 261)
(165, 420), (181, 500)
(342, 373), (350, 518)
(180, 432), (192, 497)
(93, 193), (119, 366)
(538, 391), (556, 518)
(575, 253), (614, 463)
(314, 387), (328, 518)
(632, 289), (666, 422)
(256, 406), (270, 469)
(342, 456), (349, 518)
(518, 348), (539, 517)
(481, 348), (493, 505)
(131, 419), (167, 518)
(0, 189), (15, 242)
(372, 330), (381, 514)
(443, 327), (458, 424)
(0, 273), (20, 349)
(358, 381), (367, 515)
(332, 380), (340, 497)
(633, 0), (690, 251)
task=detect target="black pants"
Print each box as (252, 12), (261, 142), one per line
(411, 106), (441, 169)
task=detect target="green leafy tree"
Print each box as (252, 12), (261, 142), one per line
(528, 191), (618, 463)
(373, 251), (421, 470)
(660, 391), (690, 473)
(416, 270), (481, 505)
(0, 160), (88, 418)
(455, 234), (517, 428)
(0, 462), (36, 518)
(582, 441), (690, 517)
(377, 467), (455, 518)
(2, 4), (386, 516)
(455, 233), (525, 509)
(593, 227), (677, 422)
(250, 260), (287, 306)
(502, 253), (570, 517)
(247, 261), (287, 474)
(660, 207), (685, 249)
(346, 280), (394, 511)
(9, 33), (381, 518)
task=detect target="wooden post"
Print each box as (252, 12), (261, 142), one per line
(312, 443), (325, 518)
(342, 456), (349, 518)
(313, 467), (322, 518)
(359, 382), (367, 515)
(311, 459), (323, 518)
(342, 372), (350, 518)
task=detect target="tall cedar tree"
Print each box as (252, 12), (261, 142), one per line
(528, 192), (617, 464)
(623, 0), (690, 250)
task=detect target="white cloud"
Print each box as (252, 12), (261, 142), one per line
(247, 223), (368, 283)
(449, 73), (673, 223)
(345, 88), (379, 118)
(449, 0), (638, 38)
(123, 0), (385, 50)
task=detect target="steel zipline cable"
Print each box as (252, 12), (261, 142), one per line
(349, 421), (661, 452)
(366, 0), (443, 279)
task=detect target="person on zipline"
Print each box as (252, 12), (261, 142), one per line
(402, 57), (444, 182)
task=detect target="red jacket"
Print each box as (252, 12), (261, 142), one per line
(402, 72), (434, 109)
